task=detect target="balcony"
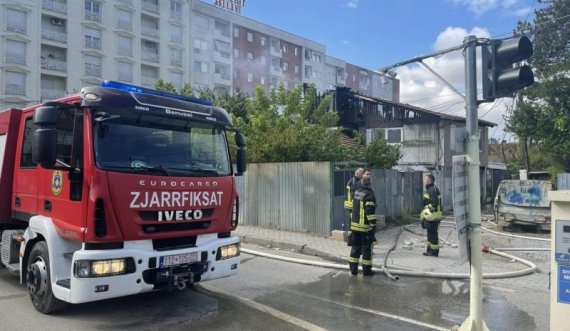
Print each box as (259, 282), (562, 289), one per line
(117, 45), (132, 57)
(117, 72), (133, 83)
(85, 63), (102, 77)
(142, 1), (159, 14)
(42, 29), (67, 43)
(141, 51), (159, 63)
(214, 73), (231, 83)
(270, 66), (282, 75)
(170, 35), (182, 44)
(117, 18), (132, 31)
(6, 22), (27, 35)
(213, 51), (231, 64)
(41, 58), (67, 72)
(42, 0), (67, 14)
(41, 88), (66, 100)
(141, 76), (158, 87)
(6, 52), (26, 66)
(85, 38), (102, 50)
(270, 47), (282, 58)
(85, 11), (102, 23)
(142, 26), (159, 39)
(5, 84), (26, 96)
(170, 11), (182, 21)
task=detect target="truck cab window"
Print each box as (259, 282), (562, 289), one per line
(56, 108), (83, 169)
(20, 117), (38, 168)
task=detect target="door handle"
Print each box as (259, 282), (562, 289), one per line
(44, 200), (52, 212)
(15, 197), (21, 208)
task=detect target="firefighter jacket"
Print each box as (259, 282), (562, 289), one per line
(350, 185), (377, 233)
(344, 176), (360, 210)
(423, 183), (443, 221)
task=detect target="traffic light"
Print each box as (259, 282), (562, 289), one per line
(481, 36), (534, 102)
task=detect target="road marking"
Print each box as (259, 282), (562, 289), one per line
(288, 289), (452, 331)
(198, 284), (327, 331)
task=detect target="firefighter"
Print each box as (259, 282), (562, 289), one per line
(348, 175), (377, 276)
(421, 174), (443, 257)
(344, 167), (364, 245)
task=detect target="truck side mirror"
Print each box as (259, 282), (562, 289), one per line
(235, 132), (246, 176)
(235, 132), (246, 148)
(32, 105), (58, 167)
(32, 128), (57, 166)
(236, 148), (246, 176)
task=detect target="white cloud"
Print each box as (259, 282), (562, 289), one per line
(344, 0), (359, 9)
(512, 6), (532, 17)
(450, 0), (519, 15)
(396, 26), (510, 138)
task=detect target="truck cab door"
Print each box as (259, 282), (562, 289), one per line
(12, 114), (40, 220)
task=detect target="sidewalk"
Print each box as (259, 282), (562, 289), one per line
(234, 223), (549, 275)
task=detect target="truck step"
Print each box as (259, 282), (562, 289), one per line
(56, 279), (70, 289)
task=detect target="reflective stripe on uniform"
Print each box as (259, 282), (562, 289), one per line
(427, 241), (440, 250)
(344, 185), (353, 209)
(348, 257), (359, 263)
(365, 201), (375, 206)
(361, 259), (372, 266)
(366, 215), (376, 221)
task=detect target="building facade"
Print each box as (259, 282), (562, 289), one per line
(0, 0), (397, 110)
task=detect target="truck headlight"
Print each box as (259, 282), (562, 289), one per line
(74, 258), (135, 278)
(216, 243), (240, 260)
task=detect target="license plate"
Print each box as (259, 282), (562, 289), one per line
(159, 252), (198, 267)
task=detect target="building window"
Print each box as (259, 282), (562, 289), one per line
(5, 40), (27, 65)
(214, 63), (230, 80)
(282, 44), (287, 53)
(84, 27), (102, 50)
(194, 39), (207, 52)
(5, 8), (27, 35)
(170, 48), (183, 67)
(233, 27), (239, 38)
(261, 56), (266, 65)
(247, 72), (253, 83)
(294, 47), (299, 56)
(283, 62), (289, 72)
(233, 68), (240, 79)
(247, 31), (253, 42)
(233, 48), (240, 58)
(117, 61), (133, 82)
(247, 52), (253, 62)
(260, 37), (266, 46)
(84, 0), (102, 22)
(117, 35), (133, 56)
(260, 76), (266, 85)
(214, 40), (231, 59)
(170, 0), (183, 20)
(305, 65), (312, 79)
(294, 65), (299, 74)
(385, 128), (402, 144)
(193, 61), (208, 73)
(170, 71), (183, 89)
(170, 25), (183, 44)
(214, 20), (230, 37)
(4, 71), (26, 95)
(84, 55), (102, 77)
(117, 9), (132, 31)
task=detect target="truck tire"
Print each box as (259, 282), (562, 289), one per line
(26, 241), (68, 314)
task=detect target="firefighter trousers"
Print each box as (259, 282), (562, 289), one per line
(426, 220), (440, 256)
(348, 231), (373, 273)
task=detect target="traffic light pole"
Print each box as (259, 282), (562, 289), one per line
(459, 35), (489, 331)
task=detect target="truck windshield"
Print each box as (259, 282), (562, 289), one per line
(93, 111), (231, 177)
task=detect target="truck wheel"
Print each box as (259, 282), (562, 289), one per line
(26, 241), (68, 314)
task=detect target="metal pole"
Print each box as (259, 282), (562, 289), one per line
(459, 35), (489, 331)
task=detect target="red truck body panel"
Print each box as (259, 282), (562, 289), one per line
(0, 109), (22, 222)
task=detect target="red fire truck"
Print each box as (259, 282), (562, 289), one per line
(0, 81), (246, 313)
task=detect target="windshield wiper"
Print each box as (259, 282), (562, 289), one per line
(164, 166), (220, 177)
(101, 165), (170, 176)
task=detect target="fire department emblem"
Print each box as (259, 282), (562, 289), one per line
(51, 170), (63, 196)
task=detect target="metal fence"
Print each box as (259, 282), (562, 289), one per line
(558, 173), (570, 190)
(237, 162), (425, 235)
(236, 162), (333, 235)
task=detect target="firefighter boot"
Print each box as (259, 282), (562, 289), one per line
(433, 249), (439, 257)
(362, 265), (374, 276)
(349, 262), (358, 275)
(423, 247), (434, 256)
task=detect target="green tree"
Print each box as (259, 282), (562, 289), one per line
(364, 138), (401, 169)
(154, 79), (177, 93)
(507, 0), (570, 171)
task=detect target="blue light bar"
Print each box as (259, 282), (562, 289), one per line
(100, 80), (212, 106)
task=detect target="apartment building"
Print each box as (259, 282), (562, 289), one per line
(0, 0), (397, 110)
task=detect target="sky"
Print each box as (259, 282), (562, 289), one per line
(232, 0), (542, 140)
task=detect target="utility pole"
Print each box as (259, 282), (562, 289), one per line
(458, 35), (489, 331)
